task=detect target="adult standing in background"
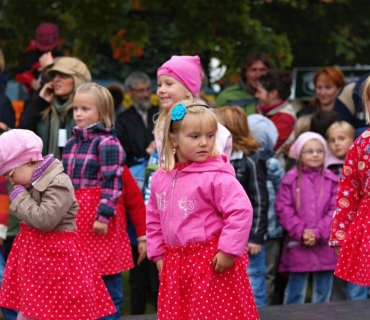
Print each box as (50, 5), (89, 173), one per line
(15, 23), (63, 96)
(0, 48), (15, 130)
(216, 52), (275, 115)
(115, 71), (159, 315)
(334, 74), (370, 138)
(116, 71), (157, 168)
(18, 56), (91, 159)
(298, 67), (345, 117)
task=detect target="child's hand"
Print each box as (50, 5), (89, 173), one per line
(93, 220), (108, 235)
(247, 242), (262, 256)
(212, 251), (234, 273)
(334, 246), (341, 256)
(137, 240), (147, 265)
(156, 259), (163, 273)
(302, 229), (316, 246)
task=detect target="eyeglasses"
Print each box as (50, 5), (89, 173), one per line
(4, 168), (15, 180)
(301, 149), (325, 155)
(131, 87), (152, 94)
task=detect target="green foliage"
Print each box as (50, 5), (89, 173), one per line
(12, 0), (370, 85)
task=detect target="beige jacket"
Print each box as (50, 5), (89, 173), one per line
(10, 159), (78, 232)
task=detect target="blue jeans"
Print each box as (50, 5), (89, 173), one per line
(247, 245), (267, 307)
(347, 282), (368, 300)
(284, 271), (333, 304)
(99, 273), (123, 320)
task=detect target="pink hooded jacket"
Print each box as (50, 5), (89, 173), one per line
(146, 154), (253, 262)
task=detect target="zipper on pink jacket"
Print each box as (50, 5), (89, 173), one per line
(169, 171), (178, 244)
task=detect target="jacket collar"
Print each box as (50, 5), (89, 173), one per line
(72, 122), (116, 142)
(33, 159), (65, 192)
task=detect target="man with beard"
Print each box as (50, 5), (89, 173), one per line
(116, 71), (158, 167)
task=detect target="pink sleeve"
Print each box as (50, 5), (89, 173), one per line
(146, 175), (165, 261)
(213, 173), (252, 257)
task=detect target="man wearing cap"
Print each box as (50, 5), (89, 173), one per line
(18, 57), (91, 159)
(15, 23), (62, 96)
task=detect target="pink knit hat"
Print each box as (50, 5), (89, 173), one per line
(157, 55), (202, 96)
(290, 131), (328, 160)
(0, 129), (43, 176)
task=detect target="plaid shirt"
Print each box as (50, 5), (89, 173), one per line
(62, 123), (125, 221)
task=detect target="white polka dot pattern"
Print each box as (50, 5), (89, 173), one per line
(0, 223), (116, 319)
(75, 187), (134, 275)
(157, 235), (260, 319)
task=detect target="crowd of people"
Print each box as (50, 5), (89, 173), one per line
(0, 22), (369, 320)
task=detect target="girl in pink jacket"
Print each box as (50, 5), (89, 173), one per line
(147, 99), (259, 320)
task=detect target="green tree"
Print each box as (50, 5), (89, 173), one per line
(0, 0), (293, 83)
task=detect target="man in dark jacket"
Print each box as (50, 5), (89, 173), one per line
(116, 71), (158, 168)
(115, 71), (159, 315)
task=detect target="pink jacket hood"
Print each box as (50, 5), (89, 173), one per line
(146, 154), (253, 262)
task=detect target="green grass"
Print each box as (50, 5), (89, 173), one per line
(121, 271), (156, 316)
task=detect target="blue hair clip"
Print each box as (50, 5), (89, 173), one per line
(171, 103), (187, 121)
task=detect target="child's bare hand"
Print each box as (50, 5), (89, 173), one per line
(212, 251), (234, 273)
(334, 246), (341, 256)
(156, 259), (163, 273)
(247, 242), (262, 256)
(93, 220), (108, 235)
(137, 241), (147, 265)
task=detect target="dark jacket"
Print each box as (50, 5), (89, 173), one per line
(0, 84), (15, 129)
(115, 105), (157, 167)
(230, 150), (268, 244)
(334, 74), (369, 136)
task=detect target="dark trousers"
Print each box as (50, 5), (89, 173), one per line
(129, 244), (159, 315)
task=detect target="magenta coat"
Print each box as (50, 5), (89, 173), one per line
(275, 166), (338, 273)
(146, 155), (253, 262)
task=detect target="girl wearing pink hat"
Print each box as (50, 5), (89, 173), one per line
(155, 55), (232, 158)
(275, 132), (338, 304)
(0, 129), (115, 319)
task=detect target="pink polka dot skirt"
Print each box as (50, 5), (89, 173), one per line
(0, 223), (115, 319)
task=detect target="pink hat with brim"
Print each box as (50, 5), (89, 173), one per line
(0, 129), (43, 176)
(157, 55), (202, 97)
(290, 131), (328, 160)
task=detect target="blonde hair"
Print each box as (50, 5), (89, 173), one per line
(75, 82), (114, 127)
(161, 98), (218, 170)
(216, 105), (259, 155)
(326, 121), (355, 140)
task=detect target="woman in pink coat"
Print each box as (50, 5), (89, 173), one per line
(147, 99), (259, 319)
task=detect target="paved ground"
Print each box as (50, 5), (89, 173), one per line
(120, 299), (370, 319)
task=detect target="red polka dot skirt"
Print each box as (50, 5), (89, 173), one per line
(0, 223), (116, 319)
(75, 187), (133, 276)
(335, 204), (370, 285)
(157, 235), (260, 320)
